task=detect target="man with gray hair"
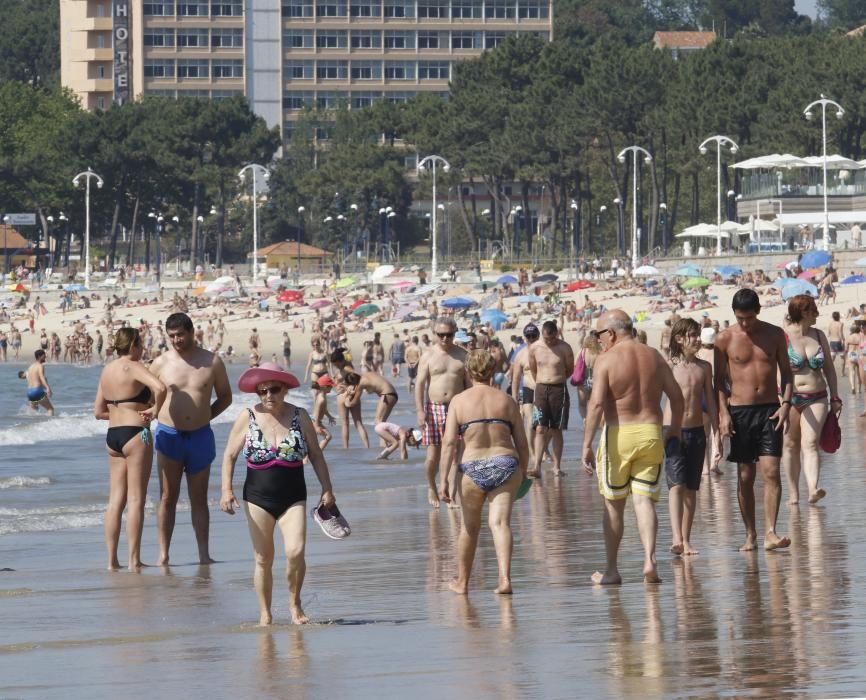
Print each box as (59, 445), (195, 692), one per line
(582, 309), (684, 585)
(415, 316), (469, 507)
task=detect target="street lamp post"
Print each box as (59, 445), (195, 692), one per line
(148, 212), (164, 285)
(698, 135), (739, 257)
(613, 197), (624, 256)
(417, 155), (451, 279)
(658, 202), (667, 251)
(570, 199), (579, 279)
(72, 167), (104, 289)
(805, 95), (845, 251)
(617, 146), (652, 269)
(238, 163), (270, 284)
(296, 206), (305, 284)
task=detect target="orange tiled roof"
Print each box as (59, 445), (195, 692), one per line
(0, 225), (30, 250)
(653, 31), (716, 50)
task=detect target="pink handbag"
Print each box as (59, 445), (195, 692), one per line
(819, 410), (841, 453)
(570, 350), (586, 387)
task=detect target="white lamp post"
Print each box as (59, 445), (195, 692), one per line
(417, 155), (451, 278)
(698, 135), (739, 257)
(805, 95), (845, 251)
(72, 167), (104, 289)
(617, 146), (652, 268)
(238, 163), (270, 284)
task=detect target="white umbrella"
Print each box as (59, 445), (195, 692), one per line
(633, 265), (661, 276)
(676, 223), (730, 239)
(371, 264), (395, 281)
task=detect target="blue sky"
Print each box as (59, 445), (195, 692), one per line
(795, 0), (818, 18)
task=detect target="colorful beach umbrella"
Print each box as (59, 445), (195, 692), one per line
(713, 265), (742, 278)
(841, 275), (866, 285)
(800, 250), (832, 269)
(497, 274), (518, 285)
(633, 265), (662, 276)
(310, 299), (333, 310)
(441, 296), (475, 309)
(674, 264), (701, 277)
(349, 298), (369, 311)
(533, 273), (558, 283)
(781, 280), (818, 300)
(565, 280), (595, 292)
(517, 294), (545, 304)
(797, 268), (822, 280)
(334, 277), (355, 289)
(682, 277), (711, 289)
(352, 303), (380, 317)
(772, 277), (799, 289)
(277, 290), (304, 303)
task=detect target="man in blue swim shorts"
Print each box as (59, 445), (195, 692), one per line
(150, 313), (232, 565)
(24, 350), (54, 415)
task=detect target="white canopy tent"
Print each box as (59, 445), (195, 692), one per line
(733, 153), (866, 170)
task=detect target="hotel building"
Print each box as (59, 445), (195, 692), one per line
(60, 0), (553, 136)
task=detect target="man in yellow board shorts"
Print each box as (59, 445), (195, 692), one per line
(582, 310), (684, 586)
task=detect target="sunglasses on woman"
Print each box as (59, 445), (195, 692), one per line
(257, 385), (284, 397)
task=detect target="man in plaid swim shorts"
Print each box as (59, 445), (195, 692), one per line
(415, 317), (469, 508)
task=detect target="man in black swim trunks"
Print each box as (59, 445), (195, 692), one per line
(511, 323), (541, 464)
(715, 289), (793, 552)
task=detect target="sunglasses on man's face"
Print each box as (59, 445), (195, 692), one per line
(436, 332), (455, 339)
(257, 385), (284, 397)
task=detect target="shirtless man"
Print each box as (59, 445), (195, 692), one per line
(528, 320), (574, 478)
(150, 313), (232, 565)
(714, 289), (793, 552)
(660, 319), (672, 361)
(415, 317), (468, 507)
(24, 349), (54, 415)
(405, 336), (421, 392)
(665, 318), (720, 556)
(696, 327), (723, 475)
(511, 323), (540, 463)
(827, 311), (845, 377)
(582, 310), (684, 585)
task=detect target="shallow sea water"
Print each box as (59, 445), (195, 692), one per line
(2, 364), (866, 698)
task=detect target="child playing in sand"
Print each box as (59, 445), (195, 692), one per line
(374, 423), (422, 460)
(312, 375), (336, 450)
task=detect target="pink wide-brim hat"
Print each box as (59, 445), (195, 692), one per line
(238, 362), (300, 393)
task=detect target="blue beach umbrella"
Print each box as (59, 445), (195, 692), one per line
(496, 274), (518, 285)
(480, 308), (508, 320)
(713, 265), (742, 278)
(854, 257), (866, 267)
(781, 280), (818, 301)
(800, 250), (832, 269)
(517, 294), (545, 304)
(771, 277), (799, 290)
(534, 273), (558, 283)
(841, 274), (866, 285)
(64, 283), (86, 292)
(441, 296), (475, 309)
(675, 264), (701, 277)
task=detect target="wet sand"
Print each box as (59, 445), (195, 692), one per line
(3, 398), (866, 699)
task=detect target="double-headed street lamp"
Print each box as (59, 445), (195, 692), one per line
(618, 146), (652, 268)
(805, 95), (845, 251)
(699, 135), (739, 257)
(72, 167), (104, 289)
(238, 163), (270, 284)
(417, 155), (450, 278)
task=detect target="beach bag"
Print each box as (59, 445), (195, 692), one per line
(570, 350), (586, 387)
(820, 409), (841, 453)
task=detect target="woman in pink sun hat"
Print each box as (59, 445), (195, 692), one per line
(220, 362), (345, 625)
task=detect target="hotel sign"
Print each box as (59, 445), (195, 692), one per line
(113, 0), (130, 105)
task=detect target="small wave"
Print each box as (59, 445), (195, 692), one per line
(0, 476), (52, 489)
(0, 411), (103, 446)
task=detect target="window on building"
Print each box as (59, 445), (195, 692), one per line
(485, 0), (515, 18)
(211, 28), (243, 48)
(95, 3), (105, 16)
(485, 31), (506, 48)
(96, 33), (106, 49)
(284, 60), (315, 79)
(177, 59), (210, 78)
(316, 60), (348, 79)
(283, 91), (315, 109)
(144, 29), (176, 47)
(384, 90), (414, 103)
(517, 0), (547, 18)
(451, 31), (481, 49)
(143, 1), (174, 16)
(316, 91), (348, 109)
(96, 96), (107, 109)
(451, 0), (481, 18)
(418, 0), (447, 17)
(316, 31), (348, 49)
(212, 0), (242, 15)
(351, 30), (381, 49)
(144, 59), (176, 78)
(350, 60), (382, 80)
(284, 30), (314, 48)
(96, 65), (106, 78)
(316, 1), (348, 17)
(384, 31), (414, 49)
(417, 31), (441, 49)
(145, 89), (177, 96)
(176, 89), (211, 99)
(383, 0), (414, 17)
(177, 0), (209, 16)
(212, 89), (243, 100)
(282, 0), (313, 16)
(178, 29), (210, 48)
(418, 61), (448, 79)
(351, 91), (380, 108)
(350, 0), (381, 17)
(384, 61), (415, 80)
(212, 59), (243, 78)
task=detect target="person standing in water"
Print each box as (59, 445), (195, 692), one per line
(24, 349), (54, 415)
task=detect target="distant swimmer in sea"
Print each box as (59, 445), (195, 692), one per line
(94, 327), (167, 571)
(24, 349), (54, 415)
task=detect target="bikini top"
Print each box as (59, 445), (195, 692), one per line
(106, 385), (152, 406)
(458, 418), (513, 436)
(786, 332), (824, 371)
(244, 407), (307, 467)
